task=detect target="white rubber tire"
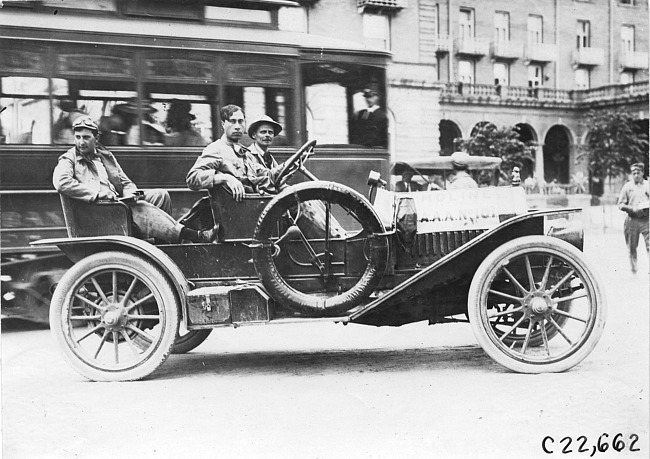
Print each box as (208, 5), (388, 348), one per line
(468, 236), (606, 373)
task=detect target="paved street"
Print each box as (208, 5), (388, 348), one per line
(2, 227), (648, 459)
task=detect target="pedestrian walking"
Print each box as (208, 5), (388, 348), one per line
(617, 162), (649, 273)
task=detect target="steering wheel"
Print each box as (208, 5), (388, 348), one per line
(274, 140), (317, 188)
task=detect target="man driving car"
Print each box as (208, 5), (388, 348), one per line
(186, 105), (283, 201)
(186, 105), (345, 237)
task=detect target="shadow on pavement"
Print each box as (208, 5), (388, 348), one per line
(1, 318), (50, 333)
(154, 345), (508, 380)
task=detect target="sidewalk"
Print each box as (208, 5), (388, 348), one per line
(582, 204), (625, 233)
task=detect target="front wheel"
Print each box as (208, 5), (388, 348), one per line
(468, 236), (606, 373)
(50, 251), (179, 381)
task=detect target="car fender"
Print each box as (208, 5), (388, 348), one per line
(31, 236), (190, 320)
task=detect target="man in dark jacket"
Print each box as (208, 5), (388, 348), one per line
(54, 116), (216, 243)
(350, 89), (388, 148)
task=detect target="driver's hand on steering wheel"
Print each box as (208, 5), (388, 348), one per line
(223, 175), (246, 202)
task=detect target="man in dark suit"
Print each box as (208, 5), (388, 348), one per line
(350, 89), (388, 148)
(394, 171), (422, 192)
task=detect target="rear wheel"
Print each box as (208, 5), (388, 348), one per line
(468, 236), (606, 373)
(172, 327), (211, 354)
(50, 251), (179, 381)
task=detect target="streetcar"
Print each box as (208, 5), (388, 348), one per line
(0, 28), (390, 322)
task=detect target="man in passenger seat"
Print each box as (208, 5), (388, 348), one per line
(54, 116), (217, 244)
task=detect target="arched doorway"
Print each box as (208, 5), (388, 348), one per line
(543, 125), (571, 184)
(438, 119), (461, 156)
(470, 121), (495, 137)
(514, 123), (537, 180)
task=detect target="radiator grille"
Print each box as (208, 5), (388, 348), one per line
(397, 229), (485, 268)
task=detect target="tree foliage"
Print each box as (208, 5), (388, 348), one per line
(578, 109), (648, 181)
(454, 123), (536, 175)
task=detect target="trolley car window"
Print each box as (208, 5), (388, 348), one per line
(224, 86), (291, 146)
(145, 83), (213, 147)
(51, 77), (138, 145)
(302, 62), (387, 148)
(0, 77), (51, 144)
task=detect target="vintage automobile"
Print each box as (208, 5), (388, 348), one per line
(389, 155), (504, 191)
(33, 141), (606, 381)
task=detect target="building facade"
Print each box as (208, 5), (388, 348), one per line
(307, 0), (649, 187)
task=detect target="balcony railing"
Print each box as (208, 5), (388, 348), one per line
(357, 0), (407, 12)
(572, 80), (650, 102)
(455, 37), (490, 56)
(524, 42), (558, 63)
(490, 40), (523, 60)
(434, 34), (453, 53)
(572, 47), (605, 67)
(619, 51), (649, 70)
(441, 80), (649, 105)
(420, 34), (453, 58)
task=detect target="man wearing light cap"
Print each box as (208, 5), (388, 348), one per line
(447, 151), (479, 190)
(617, 162), (649, 273)
(53, 116), (217, 243)
(248, 115), (283, 169)
(350, 88), (388, 148)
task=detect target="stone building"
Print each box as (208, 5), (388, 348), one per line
(306, 0), (649, 188)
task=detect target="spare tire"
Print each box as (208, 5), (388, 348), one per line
(252, 181), (389, 316)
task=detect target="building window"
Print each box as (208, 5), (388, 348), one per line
(363, 13), (390, 50)
(621, 25), (635, 53)
(619, 0), (635, 5)
(527, 15), (543, 44)
(576, 20), (590, 49)
(621, 71), (635, 84)
(494, 62), (509, 86)
(494, 11), (510, 43)
(459, 8), (474, 42)
(574, 68), (590, 89)
(528, 65), (543, 88)
(458, 60), (474, 83)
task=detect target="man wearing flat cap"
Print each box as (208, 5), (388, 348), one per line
(618, 162), (649, 273)
(53, 116), (217, 243)
(248, 115), (283, 169)
(447, 151), (479, 190)
(350, 88), (388, 148)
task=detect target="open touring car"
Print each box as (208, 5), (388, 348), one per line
(33, 141), (606, 381)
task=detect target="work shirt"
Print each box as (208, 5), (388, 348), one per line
(186, 135), (280, 193)
(618, 179), (650, 219)
(447, 171), (479, 190)
(249, 142), (278, 169)
(93, 158), (118, 199)
(53, 145), (137, 202)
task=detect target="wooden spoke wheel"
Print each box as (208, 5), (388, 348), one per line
(50, 251), (179, 381)
(468, 236), (606, 373)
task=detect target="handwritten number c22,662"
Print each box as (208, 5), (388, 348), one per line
(542, 434), (641, 455)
